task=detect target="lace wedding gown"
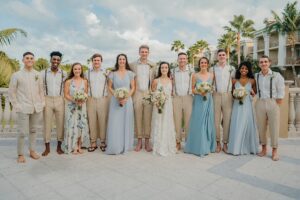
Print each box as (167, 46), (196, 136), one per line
(151, 79), (176, 156)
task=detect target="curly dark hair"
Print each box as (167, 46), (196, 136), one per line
(235, 61), (254, 79)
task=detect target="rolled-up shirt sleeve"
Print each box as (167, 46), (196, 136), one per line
(276, 73), (285, 99)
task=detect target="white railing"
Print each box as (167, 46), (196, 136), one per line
(0, 88), (44, 136)
(288, 86), (300, 137)
(0, 88), (18, 135)
(1, 85), (300, 137)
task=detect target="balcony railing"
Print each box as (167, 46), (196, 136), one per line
(1, 85), (300, 137)
(269, 40), (279, 48)
(288, 87), (300, 136)
(0, 88), (42, 135)
(286, 58), (300, 65)
(257, 43), (264, 51)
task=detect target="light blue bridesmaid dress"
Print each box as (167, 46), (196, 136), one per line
(228, 81), (259, 155)
(184, 75), (216, 156)
(105, 70), (135, 155)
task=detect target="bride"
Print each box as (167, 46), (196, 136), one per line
(151, 62), (176, 156)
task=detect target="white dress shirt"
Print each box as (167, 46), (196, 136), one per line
(255, 69), (285, 99)
(210, 64), (235, 92)
(136, 63), (150, 92)
(41, 68), (66, 97)
(173, 66), (192, 96)
(85, 68), (107, 98)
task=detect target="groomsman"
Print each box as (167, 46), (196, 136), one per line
(172, 52), (193, 150)
(8, 52), (45, 163)
(130, 45), (156, 152)
(210, 49), (235, 153)
(85, 53), (109, 152)
(255, 55), (285, 161)
(41, 51), (66, 156)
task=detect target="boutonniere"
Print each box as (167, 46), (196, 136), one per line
(35, 75), (39, 81)
(229, 66), (234, 73)
(270, 72), (275, 79)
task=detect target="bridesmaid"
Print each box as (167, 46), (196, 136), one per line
(228, 61), (259, 155)
(63, 63), (90, 154)
(105, 54), (136, 155)
(184, 57), (216, 157)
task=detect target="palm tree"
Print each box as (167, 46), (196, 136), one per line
(0, 51), (20, 87)
(224, 15), (255, 65)
(0, 28), (27, 46)
(171, 40), (185, 53)
(0, 28), (27, 87)
(187, 45), (198, 66)
(218, 31), (237, 64)
(190, 40), (209, 67)
(266, 1), (300, 86)
(33, 58), (50, 71)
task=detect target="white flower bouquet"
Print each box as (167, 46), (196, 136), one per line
(143, 91), (155, 105)
(195, 82), (213, 101)
(73, 91), (88, 110)
(73, 91), (88, 102)
(143, 87), (168, 114)
(233, 87), (248, 105)
(114, 87), (129, 107)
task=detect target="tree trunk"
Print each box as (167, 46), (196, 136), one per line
(226, 47), (230, 64)
(192, 56), (195, 67)
(291, 46), (298, 87)
(237, 32), (241, 65)
(290, 33), (298, 87)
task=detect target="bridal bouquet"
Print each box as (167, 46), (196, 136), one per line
(195, 82), (213, 101)
(73, 91), (88, 110)
(233, 87), (248, 105)
(114, 87), (129, 107)
(143, 87), (168, 114)
(143, 91), (155, 105)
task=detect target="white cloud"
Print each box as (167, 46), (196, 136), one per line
(86, 12), (101, 26)
(1, 0), (292, 67)
(5, 0), (56, 21)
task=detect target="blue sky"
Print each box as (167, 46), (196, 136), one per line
(0, 0), (293, 67)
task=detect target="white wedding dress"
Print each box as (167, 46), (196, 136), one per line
(151, 79), (176, 156)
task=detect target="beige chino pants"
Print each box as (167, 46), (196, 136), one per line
(43, 96), (64, 143)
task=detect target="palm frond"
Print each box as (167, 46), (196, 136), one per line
(0, 28), (27, 46)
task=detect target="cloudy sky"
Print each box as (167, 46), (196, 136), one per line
(0, 0), (292, 67)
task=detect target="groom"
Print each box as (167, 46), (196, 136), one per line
(130, 45), (156, 152)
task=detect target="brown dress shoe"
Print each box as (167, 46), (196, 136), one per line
(42, 143), (50, 156)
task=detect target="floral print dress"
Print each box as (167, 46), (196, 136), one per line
(63, 79), (90, 154)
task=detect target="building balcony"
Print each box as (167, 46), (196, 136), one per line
(286, 57), (300, 65)
(269, 40), (279, 48)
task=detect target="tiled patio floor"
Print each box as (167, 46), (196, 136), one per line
(0, 138), (299, 200)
